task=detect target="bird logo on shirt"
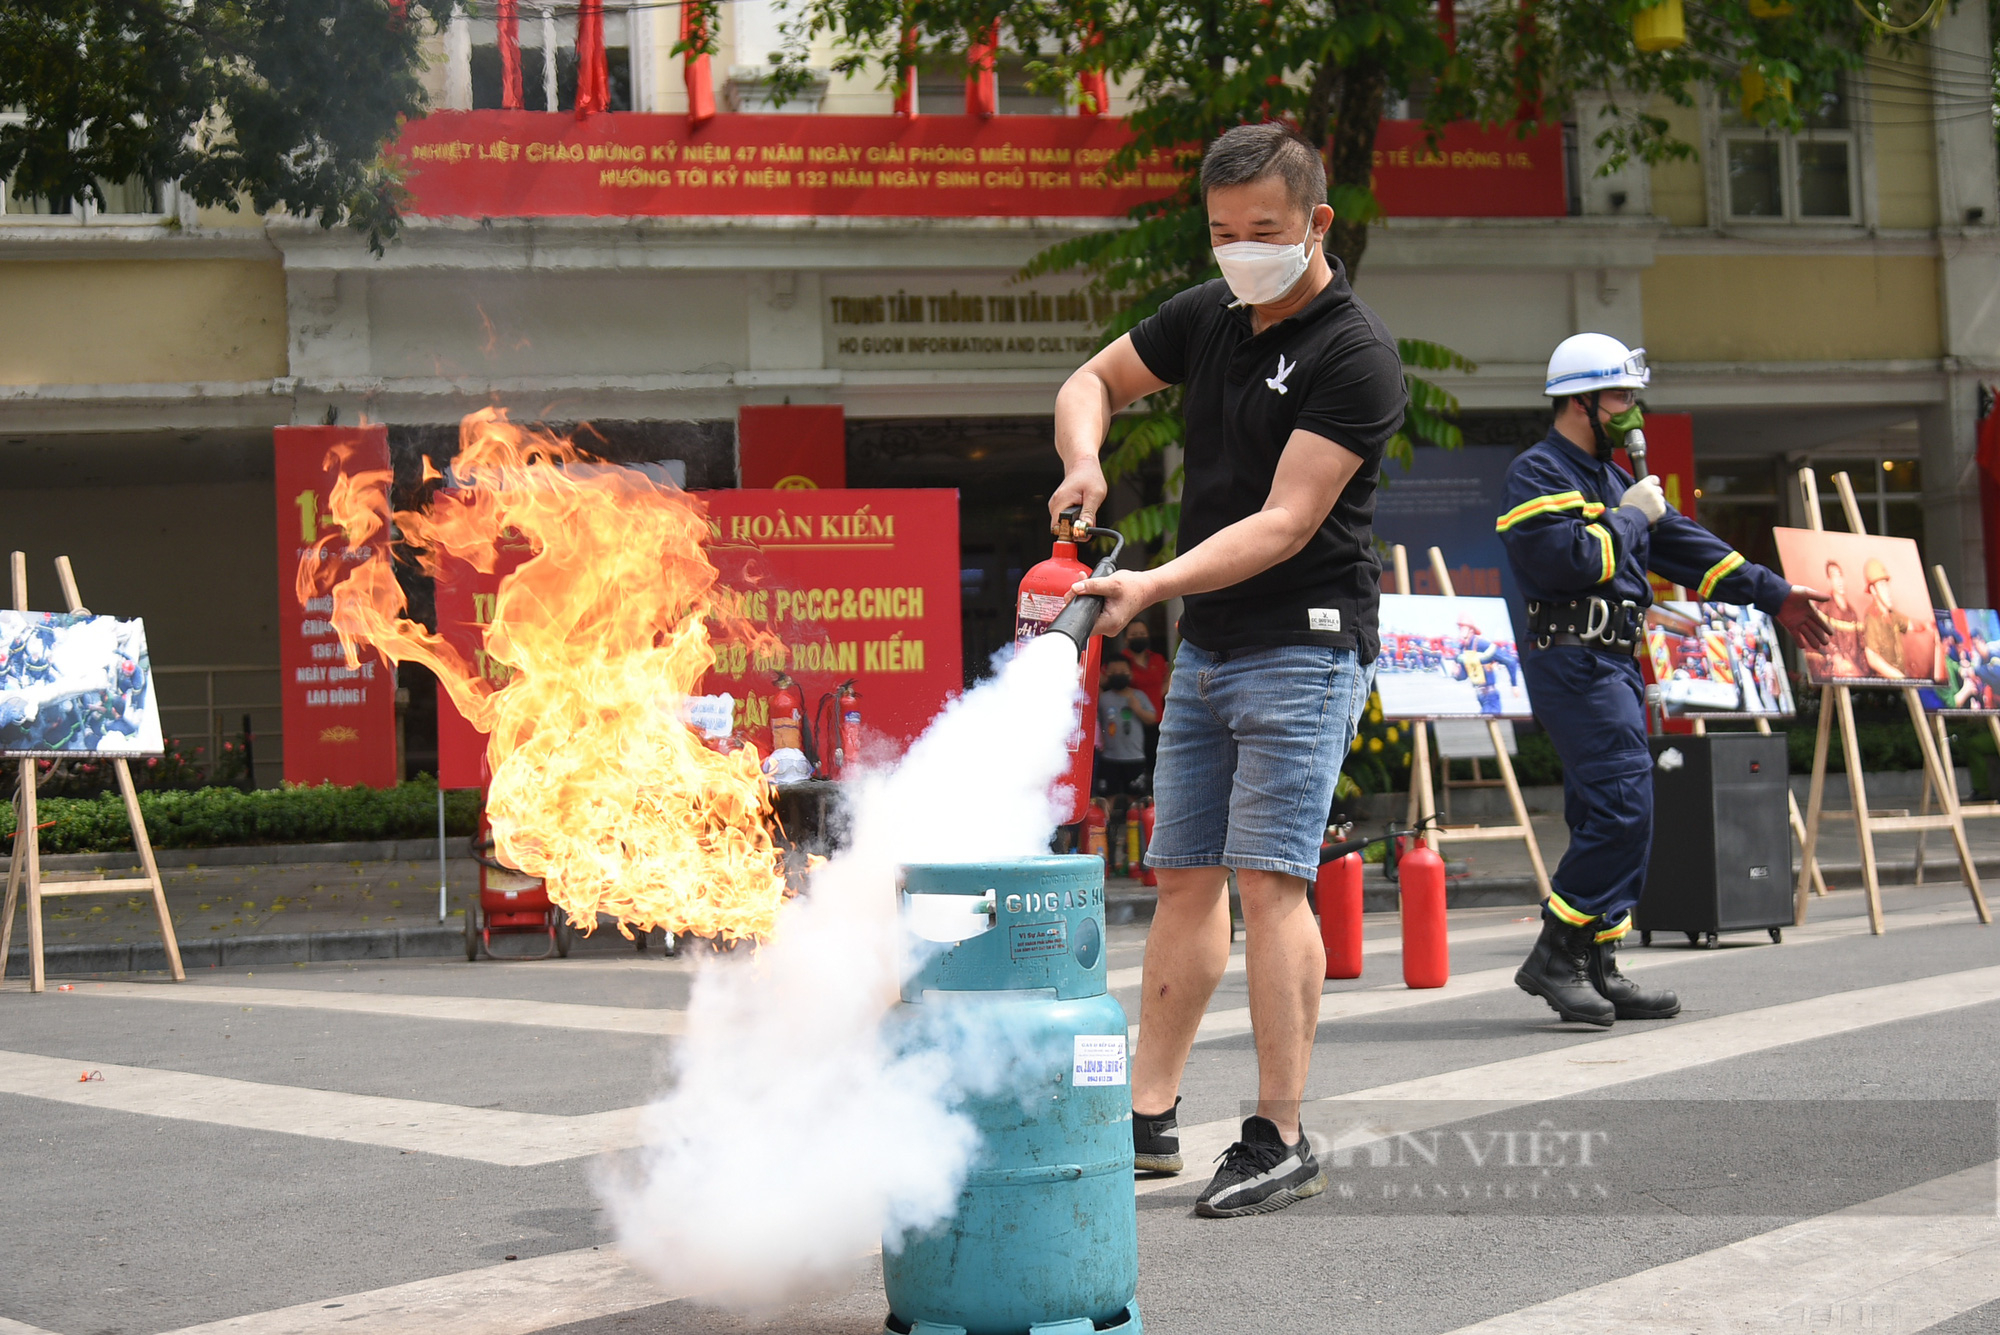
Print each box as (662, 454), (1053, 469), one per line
(1266, 354), (1296, 395)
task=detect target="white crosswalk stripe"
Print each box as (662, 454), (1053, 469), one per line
(67, 981), (687, 1036)
(1434, 1161), (2000, 1335)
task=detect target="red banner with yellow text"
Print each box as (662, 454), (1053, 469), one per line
(699, 489), (962, 757)
(274, 427), (400, 789)
(432, 529), (536, 790)
(1369, 121), (1566, 218)
(395, 112), (1565, 221)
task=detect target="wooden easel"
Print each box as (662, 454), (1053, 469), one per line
(1790, 471), (1989, 934)
(1395, 544), (1552, 899)
(1, 553), (183, 992)
(1911, 564), (2000, 883)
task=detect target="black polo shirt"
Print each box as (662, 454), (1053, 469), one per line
(1128, 264), (1405, 663)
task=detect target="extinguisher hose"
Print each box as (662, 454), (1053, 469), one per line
(1046, 523), (1128, 655)
(1318, 813), (1441, 865)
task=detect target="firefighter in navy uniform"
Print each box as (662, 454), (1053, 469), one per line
(1499, 334), (1832, 1027)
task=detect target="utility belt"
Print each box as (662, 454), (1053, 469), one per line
(1528, 598), (1643, 655)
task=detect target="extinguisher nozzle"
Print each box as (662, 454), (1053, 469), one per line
(1046, 594), (1105, 657)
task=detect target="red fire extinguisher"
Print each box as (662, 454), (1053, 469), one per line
(1083, 799), (1109, 863)
(1316, 847), (1364, 980)
(815, 679), (862, 779)
(1137, 800), (1157, 886)
(1399, 840), (1449, 989)
(770, 673), (804, 754)
(1016, 515), (1103, 826)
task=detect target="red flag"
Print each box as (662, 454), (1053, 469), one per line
(965, 21), (999, 117)
(575, 0), (609, 117)
(498, 0), (523, 111)
(1077, 26), (1107, 117)
(894, 26), (919, 116)
(680, 1), (716, 126)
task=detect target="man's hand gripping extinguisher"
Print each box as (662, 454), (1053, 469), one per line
(1015, 506), (1126, 826)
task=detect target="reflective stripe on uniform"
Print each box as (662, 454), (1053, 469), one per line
(1546, 890), (1594, 927)
(1586, 523), (1615, 583)
(1594, 916), (1632, 943)
(1495, 492), (1607, 533)
(1697, 551), (1747, 599)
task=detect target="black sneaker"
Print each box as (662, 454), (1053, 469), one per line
(1194, 1116), (1326, 1218)
(1134, 1097), (1182, 1174)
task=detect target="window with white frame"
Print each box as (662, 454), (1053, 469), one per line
(1719, 80), (1859, 223)
(464, 3), (643, 112)
(0, 109), (169, 221)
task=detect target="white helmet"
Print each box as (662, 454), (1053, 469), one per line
(1544, 333), (1650, 397)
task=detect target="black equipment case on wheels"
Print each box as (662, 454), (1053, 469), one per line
(1633, 733), (1793, 948)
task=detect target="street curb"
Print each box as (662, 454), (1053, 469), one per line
(1106, 874), (1545, 924)
(7, 926), (465, 978)
(1, 838), (478, 875)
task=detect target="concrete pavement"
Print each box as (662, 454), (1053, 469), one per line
(3, 873), (1997, 1334)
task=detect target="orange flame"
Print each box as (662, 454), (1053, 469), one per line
(296, 408), (787, 942)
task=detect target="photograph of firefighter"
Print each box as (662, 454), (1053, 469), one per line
(1498, 333), (1832, 1028)
(1048, 123), (1405, 1217)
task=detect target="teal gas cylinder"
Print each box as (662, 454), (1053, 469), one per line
(884, 856), (1141, 1335)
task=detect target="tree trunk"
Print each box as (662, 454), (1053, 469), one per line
(1324, 59), (1387, 278)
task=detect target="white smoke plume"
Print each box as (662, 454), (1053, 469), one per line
(598, 632), (1087, 1307)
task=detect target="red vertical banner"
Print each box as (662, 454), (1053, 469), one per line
(737, 405), (847, 489)
(1615, 410), (1694, 601)
(680, 0), (716, 126)
(274, 426), (400, 788)
(1978, 395), (2000, 605)
(432, 530), (536, 790)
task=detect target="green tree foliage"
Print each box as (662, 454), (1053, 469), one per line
(0, 1), (450, 251)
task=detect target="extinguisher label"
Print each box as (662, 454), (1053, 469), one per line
(1072, 1034), (1128, 1087)
(1018, 591), (1068, 623)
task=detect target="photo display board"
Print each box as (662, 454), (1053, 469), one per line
(1919, 608), (2000, 714)
(1772, 528), (1944, 688)
(1375, 594), (1531, 720)
(0, 611), (163, 758)
(1643, 601), (1796, 718)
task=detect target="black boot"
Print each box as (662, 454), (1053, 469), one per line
(1588, 936), (1681, 1019)
(1515, 913), (1615, 1027)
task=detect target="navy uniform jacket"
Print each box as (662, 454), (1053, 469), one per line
(1497, 429), (1790, 617)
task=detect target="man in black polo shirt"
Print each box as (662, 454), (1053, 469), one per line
(1050, 122), (1405, 1218)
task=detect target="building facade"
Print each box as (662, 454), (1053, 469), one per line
(2, 3), (1995, 781)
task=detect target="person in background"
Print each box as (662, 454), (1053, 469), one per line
(1117, 622), (1170, 784)
(1093, 656), (1157, 798)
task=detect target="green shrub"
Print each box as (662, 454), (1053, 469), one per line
(0, 778), (483, 855)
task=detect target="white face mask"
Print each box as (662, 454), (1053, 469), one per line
(1213, 233), (1316, 306)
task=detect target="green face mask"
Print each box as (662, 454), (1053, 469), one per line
(1605, 406), (1644, 446)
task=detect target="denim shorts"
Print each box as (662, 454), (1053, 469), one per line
(1145, 641), (1376, 883)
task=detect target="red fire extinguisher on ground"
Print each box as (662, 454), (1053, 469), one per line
(770, 673), (804, 754)
(1316, 843), (1364, 980)
(1137, 800), (1157, 886)
(814, 679), (861, 779)
(1017, 509), (1116, 825)
(1399, 840), (1449, 989)
(1083, 799), (1110, 863)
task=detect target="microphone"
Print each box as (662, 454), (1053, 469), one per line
(1626, 426), (1649, 480)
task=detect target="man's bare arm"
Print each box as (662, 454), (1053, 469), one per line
(1049, 335), (1171, 532)
(1069, 428), (1365, 636)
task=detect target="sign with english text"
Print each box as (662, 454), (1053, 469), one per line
(274, 426), (399, 789)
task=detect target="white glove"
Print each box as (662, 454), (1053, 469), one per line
(1620, 475), (1667, 526)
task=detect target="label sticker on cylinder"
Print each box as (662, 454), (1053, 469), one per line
(1072, 1034), (1127, 1087)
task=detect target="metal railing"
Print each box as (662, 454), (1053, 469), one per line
(150, 665), (283, 789)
